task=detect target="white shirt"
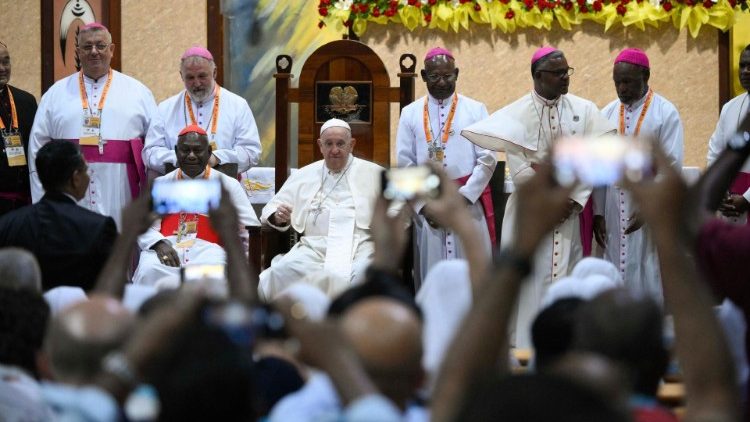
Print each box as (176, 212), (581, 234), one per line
(143, 87), (261, 174)
(707, 92), (750, 201)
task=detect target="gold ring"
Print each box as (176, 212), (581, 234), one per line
(161, 255), (168, 260)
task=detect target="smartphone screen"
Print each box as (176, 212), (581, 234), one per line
(152, 179), (221, 214)
(382, 166), (441, 201)
(553, 135), (652, 187)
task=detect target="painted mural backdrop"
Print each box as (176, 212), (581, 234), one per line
(223, 0), (340, 166)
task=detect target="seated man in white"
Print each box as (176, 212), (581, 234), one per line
(133, 125), (259, 285)
(258, 119), (384, 301)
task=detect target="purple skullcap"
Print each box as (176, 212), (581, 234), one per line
(79, 22), (109, 32)
(425, 47), (454, 62)
(531, 46), (559, 65)
(614, 48), (650, 69)
(181, 46), (214, 61)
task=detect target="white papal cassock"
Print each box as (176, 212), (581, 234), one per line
(258, 156), (383, 301)
(132, 168), (260, 285)
(595, 90), (683, 302)
(707, 92), (750, 224)
(143, 87), (261, 174)
(467, 91), (615, 348)
(28, 70), (160, 229)
(396, 93), (496, 289)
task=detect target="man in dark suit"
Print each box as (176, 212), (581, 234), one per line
(0, 140), (116, 291)
(0, 42), (38, 215)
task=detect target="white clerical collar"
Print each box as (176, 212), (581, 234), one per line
(624, 88), (650, 111)
(62, 192), (79, 203)
(532, 90), (561, 107)
(428, 93), (455, 106)
(188, 84), (217, 107)
(325, 155), (353, 175)
(83, 71), (111, 84)
(180, 168), (208, 179)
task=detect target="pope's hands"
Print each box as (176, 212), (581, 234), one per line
(273, 204), (293, 226)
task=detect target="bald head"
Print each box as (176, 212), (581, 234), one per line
(0, 248), (41, 292)
(44, 296), (134, 384)
(341, 297), (423, 408)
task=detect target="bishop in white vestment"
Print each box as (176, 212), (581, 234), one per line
(258, 119), (383, 301)
(594, 49), (684, 302)
(143, 46), (261, 175)
(707, 45), (750, 225)
(463, 47), (615, 348)
(28, 23), (159, 229)
(396, 47), (496, 290)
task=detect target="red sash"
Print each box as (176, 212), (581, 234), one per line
(59, 138), (146, 199)
(159, 214), (221, 245)
(455, 174), (496, 246)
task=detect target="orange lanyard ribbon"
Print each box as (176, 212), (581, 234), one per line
(185, 85), (220, 137)
(0, 86), (18, 131)
(423, 93), (458, 145)
(78, 69), (113, 116)
(619, 89), (653, 137)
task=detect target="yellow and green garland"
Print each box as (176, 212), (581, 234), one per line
(317, 0), (748, 38)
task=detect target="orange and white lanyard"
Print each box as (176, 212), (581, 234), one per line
(0, 86), (18, 131)
(185, 85), (220, 137)
(619, 89), (653, 137)
(78, 69), (113, 116)
(423, 93), (458, 145)
(177, 166), (212, 180)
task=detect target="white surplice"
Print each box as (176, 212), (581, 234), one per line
(143, 87), (261, 174)
(28, 70), (160, 228)
(258, 156), (383, 301)
(477, 91), (616, 348)
(707, 92), (750, 224)
(132, 168), (260, 285)
(595, 91), (684, 302)
(396, 93), (495, 289)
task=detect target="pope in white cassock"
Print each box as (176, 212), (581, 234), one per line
(28, 23), (159, 229)
(143, 46), (261, 175)
(132, 125), (259, 286)
(707, 44), (750, 225)
(462, 46), (616, 348)
(594, 48), (683, 302)
(258, 119), (384, 301)
(396, 47), (496, 290)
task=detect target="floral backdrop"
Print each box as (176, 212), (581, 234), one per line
(318, 0), (748, 38)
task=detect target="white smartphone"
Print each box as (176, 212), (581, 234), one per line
(152, 178), (221, 215)
(553, 134), (652, 187)
(382, 166), (441, 201)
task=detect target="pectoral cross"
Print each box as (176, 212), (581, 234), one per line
(428, 144), (444, 162)
(311, 206), (323, 224)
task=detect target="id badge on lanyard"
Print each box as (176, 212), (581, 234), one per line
(2, 129), (25, 167)
(80, 112), (103, 151)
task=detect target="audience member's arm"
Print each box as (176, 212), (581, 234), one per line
(209, 187), (257, 303)
(430, 164), (573, 422)
(95, 290), (204, 404)
(626, 147), (740, 422)
(92, 193), (156, 299)
(368, 193), (412, 276)
(423, 165), (490, 296)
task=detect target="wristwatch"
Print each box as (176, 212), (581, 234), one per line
(728, 130), (750, 151)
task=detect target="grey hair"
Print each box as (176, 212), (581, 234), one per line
(76, 26), (112, 44)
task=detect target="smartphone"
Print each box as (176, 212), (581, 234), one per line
(553, 134), (652, 187)
(382, 166), (441, 201)
(152, 178), (221, 214)
(181, 264), (226, 284)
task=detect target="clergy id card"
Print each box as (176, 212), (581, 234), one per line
(79, 115), (102, 146)
(3, 132), (26, 167)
